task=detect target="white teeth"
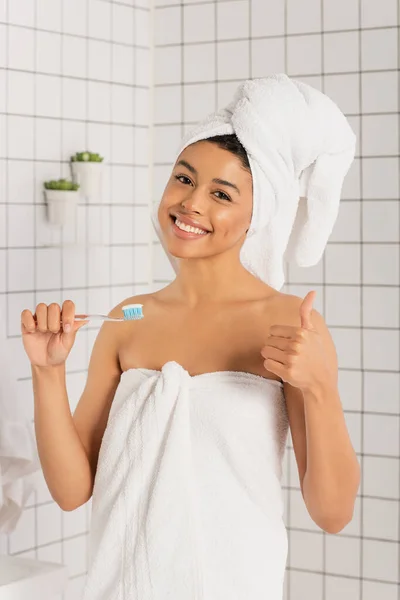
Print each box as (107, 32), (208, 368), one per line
(175, 218), (208, 235)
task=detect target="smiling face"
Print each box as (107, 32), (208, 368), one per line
(157, 140), (253, 265)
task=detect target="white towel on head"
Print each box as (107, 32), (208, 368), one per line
(151, 74), (356, 290)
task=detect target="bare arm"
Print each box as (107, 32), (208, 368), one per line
(261, 293), (360, 533)
(32, 363), (93, 511)
(29, 302), (125, 511)
(284, 309), (360, 533)
(71, 317), (122, 494)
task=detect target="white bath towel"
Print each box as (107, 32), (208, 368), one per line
(82, 361), (289, 599)
(151, 74), (356, 289)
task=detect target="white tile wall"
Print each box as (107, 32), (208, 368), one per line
(184, 43), (216, 82)
(0, 0), (151, 598)
(325, 576), (360, 600)
(152, 2), (400, 600)
(361, 0), (398, 28)
(362, 580), (398, 600)
(323, 0), (359, 31)
(183, 4), (213, 43)
(324, 31), (359, 73)
(325, 535), (361, 577)
(287, 34), (322, 75)
(287, 0), (321, 34)
(361, 71), (398, 113)
(251, 0), (284, 37)
(289, 571), (323, 600)
(36, 0), (62, 32)
(185, 83), (214, 121)
(217, 1), (249, 39)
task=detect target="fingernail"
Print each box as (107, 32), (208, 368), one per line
(64, 324), (71, 333)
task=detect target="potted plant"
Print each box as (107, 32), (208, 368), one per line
(70, 151), (104, 199)
(44, 179), (80, 227)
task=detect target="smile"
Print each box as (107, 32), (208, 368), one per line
(170, 216), (211, 239)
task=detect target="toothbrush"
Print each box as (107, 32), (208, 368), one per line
(73, 304), (144, 322)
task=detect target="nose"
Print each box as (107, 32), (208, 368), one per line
(179, 185), (205, 214)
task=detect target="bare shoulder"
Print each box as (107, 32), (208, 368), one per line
(266, 290), (326, 330)
(106, 291), (168, 358)
(95, 293), (159, 363)
(108, 292), (159, 319)
(258, 290), (303, 329)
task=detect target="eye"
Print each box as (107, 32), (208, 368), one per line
(175, 174), (193, 185)
(214, 190), (231, 202)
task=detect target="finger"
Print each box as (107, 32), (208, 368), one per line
(35, 303), (48, 333)
(47, 303), (61, 334)
(263, 337), (299, 353)
(61, 300), (75, 333)
(268, 325), (299, 339)
(300, 290), (316, 330)
(261, 345), (287, 365)
(21, 309), (36, 334)
(73, 320), (89, 333)
(263, 358), (286, 379)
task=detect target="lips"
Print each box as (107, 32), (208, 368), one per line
(170, 212), (211, 233)
(170, 215), (211, 240)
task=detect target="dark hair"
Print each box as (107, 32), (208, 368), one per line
(206, 134), (251, 173)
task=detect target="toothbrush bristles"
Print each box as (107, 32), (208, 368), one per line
(121, 303), (144, 321)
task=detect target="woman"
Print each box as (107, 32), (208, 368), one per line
(21, 78), (360, 600)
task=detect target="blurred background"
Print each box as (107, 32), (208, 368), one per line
(0, 0), (399, 599)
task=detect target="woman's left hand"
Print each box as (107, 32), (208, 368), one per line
(260, 291), (334, 393)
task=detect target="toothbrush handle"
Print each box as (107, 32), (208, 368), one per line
(73, 314), (124, 322)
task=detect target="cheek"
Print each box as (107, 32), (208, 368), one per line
(215, 211), (250, 237)
(158, 186), (174, 214)
(159, 180), (181, 211)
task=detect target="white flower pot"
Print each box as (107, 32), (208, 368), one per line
(45, 189), (80, 227)
(71, 161), (103, 199)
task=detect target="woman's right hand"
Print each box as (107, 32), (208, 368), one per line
(21, 300), (88, 367)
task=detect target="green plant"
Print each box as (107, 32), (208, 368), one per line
(44, 179), (80, 191)
(71, 151), (104, 163)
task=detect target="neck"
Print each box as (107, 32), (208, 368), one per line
(167, 256), (260, 307)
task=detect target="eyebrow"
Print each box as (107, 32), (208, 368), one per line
(176, 159), (241, 195)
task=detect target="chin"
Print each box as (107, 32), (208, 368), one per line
(164, 243), (203, 259)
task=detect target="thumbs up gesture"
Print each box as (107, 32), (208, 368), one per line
(260, 291), (334, 392)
